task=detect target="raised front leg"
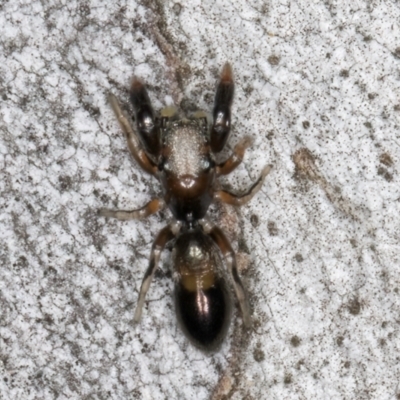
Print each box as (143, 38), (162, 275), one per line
(109, 93), (158, 175)
(211, 63), (235, 153)
(130, 78), (160, 157)
(134, 223), (179, 323)
(215, 165), (272, 206)
(200, 220), (251, 327)
(99, 198), (165, 221)
(216, 136), (253, 175)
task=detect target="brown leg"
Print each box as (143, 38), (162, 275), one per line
(109, 93), (158, 175)
(211, 63), (234, 153)
(134, 223), (179, 322)
(215, 165), (272, 206)
(99, 198), (164, 221)
(216, 136), (253, 175)
(200, 220), (251, 327)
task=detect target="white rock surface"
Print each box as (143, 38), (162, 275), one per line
(1, 1), (399, 399)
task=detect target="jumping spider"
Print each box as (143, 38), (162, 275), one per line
(99, 64), (271, 351)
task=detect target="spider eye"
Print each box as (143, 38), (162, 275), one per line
(201, 158), (213, 171)
(158, 156), (171, 172)
(163, 161), (171, 172)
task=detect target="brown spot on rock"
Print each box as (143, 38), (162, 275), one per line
(379, 153), (393, 167)
(290, 335), (301, 347)
(347, 298), (361, 315)
(268, 55), (280, 65)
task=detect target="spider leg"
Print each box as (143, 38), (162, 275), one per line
(130, 78), (160, 157)
(215, 165), (272, 206)
(211, 63), (234, 153)
(216, 136), (253, 175)
(109, 93), (158, 175)
(200, 220), (251, 327)
(133, 223), (179, 323)
(99, 198), (165, 221)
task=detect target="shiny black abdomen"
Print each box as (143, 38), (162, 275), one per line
(175, 278), (232, 351)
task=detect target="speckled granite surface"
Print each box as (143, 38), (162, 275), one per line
(1, 1), (400, 399)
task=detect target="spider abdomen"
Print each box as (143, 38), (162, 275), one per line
(172, 230), (232, 351)
(175, 277), (232, 351)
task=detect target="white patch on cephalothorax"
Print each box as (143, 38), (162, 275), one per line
(166, 124), (204, 176)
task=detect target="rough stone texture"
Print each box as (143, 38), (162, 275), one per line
(1, 0), (400, 399)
